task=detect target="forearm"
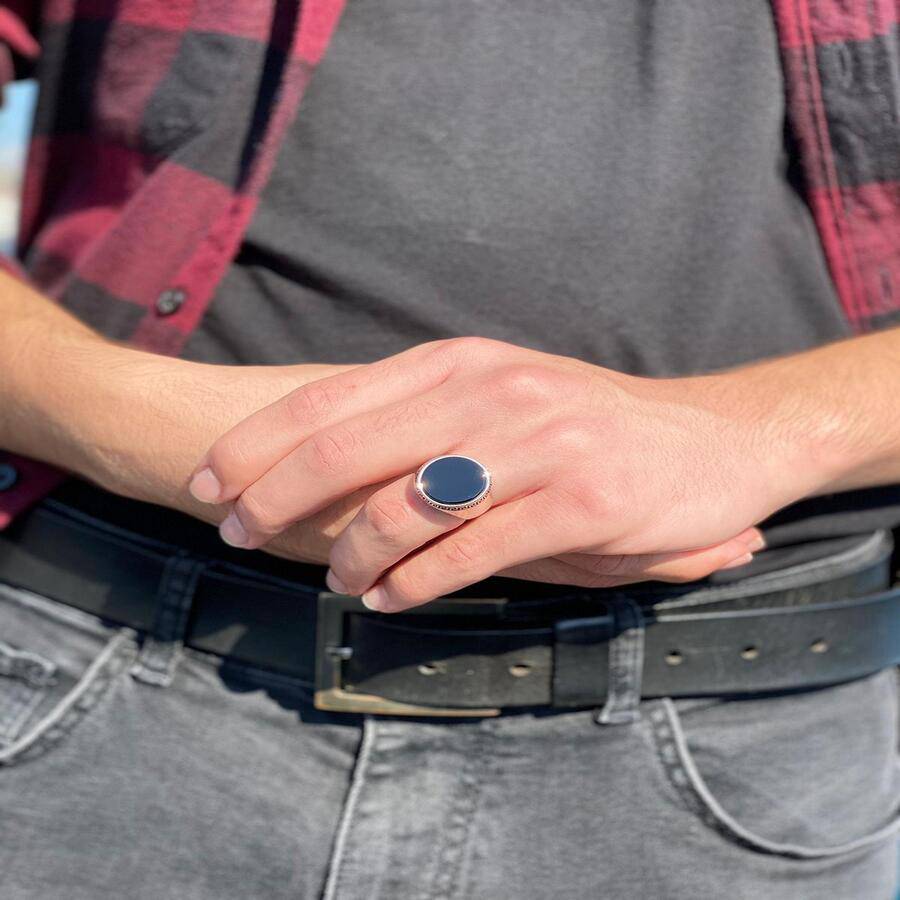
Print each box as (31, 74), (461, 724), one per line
(0, 271), (350, 520)
(0, 270), (114, 473)
(686, 327), (900, 497)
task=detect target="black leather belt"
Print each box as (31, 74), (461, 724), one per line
(0, 496), (898, 717)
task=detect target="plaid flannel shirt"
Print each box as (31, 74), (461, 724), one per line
(0, 0), (898, 528)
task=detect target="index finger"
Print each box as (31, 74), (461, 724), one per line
(188, 339), (467, 505)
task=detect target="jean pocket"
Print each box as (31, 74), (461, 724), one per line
(0, 581), (135, 767)
(647, 668), (900, 860)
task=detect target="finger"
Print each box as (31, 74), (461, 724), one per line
(495, 529), (765, 587)
(189, 339), (475, 504)
(557, 527), (764, 578)
(326, 450), (545, 596)
(222, 369), (554, 548)
(360, 490), (579, 612)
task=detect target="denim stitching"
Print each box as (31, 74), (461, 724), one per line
(321, 715), (378, 900)
(0, 640), (58, 687)
(130, 554), (205, 687)
(0, 641), (59, 744)
(0, 680), (45, 746)
(428, 724), (490, 900)
(650, 696), (900, 859)
(0, 630), (135, 766)
(595, 597), (644, 725)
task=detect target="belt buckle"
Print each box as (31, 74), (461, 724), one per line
(314, 591), (504, 717)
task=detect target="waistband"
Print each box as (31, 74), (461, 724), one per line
(0, 492), (896, 716)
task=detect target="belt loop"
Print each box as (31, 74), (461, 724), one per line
(594, 596), (645, 726)
(130, 551), (206, 687)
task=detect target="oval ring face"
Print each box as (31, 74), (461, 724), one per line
(414, 455), (491, 511)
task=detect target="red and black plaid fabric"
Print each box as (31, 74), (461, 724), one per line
(0, 0), (898, 527)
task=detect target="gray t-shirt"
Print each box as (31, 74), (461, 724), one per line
(186, 0), (851, 372)
(183, 0), (900, 569)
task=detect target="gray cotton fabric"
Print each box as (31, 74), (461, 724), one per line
(185, 0), (851, 372)
(1, 534), (899, 899)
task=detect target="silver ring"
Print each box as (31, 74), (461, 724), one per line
(414, 454), (492, 517)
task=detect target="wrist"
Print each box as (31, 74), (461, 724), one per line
(2, 321), (352, 519)
(2, 325), (184, 495)
(627, 363), (846, 517)
(701, 357), (872, 501)
(1, 319), (110, 466)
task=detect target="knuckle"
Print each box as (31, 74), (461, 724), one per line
(441, 335), (509, 365)
(371, 396), (439, 436)
(449, 335), (496, 355)
(489, 364), (556, 405)
(363, 495), (412, 542)
(383, 568), (429, 608)
(206, 436), (253, 484)
(304, 426), (360, 477)
(327, 545), (369, 595)
(284, 381), (342, 426)
(543, 418), (597, 455)
(549, 475), (611, 523)
(437, 533), (483, 570)
(234, 490), (287, 535)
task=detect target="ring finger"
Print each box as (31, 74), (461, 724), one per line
(326, 448), (546, 596)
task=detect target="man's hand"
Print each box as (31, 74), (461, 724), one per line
(190, 335), (851, 611)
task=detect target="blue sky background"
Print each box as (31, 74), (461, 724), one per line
(0, 80), (37, 255)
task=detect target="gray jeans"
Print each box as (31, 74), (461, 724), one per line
(1, 526), (899, 898)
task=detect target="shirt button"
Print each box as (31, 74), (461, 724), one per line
(155, 288), (186, 316)
(0, 463), (19, 492)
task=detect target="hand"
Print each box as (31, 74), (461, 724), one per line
(190, 337), (821, 611)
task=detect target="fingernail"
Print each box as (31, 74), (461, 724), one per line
(745, 533), (766, 553)
(219, 511), (249, 548)
(362, 585), (389, 611)
(325, 569), (349, 594)
(721, 552), (753, 570)
(189, 467), (222, 503)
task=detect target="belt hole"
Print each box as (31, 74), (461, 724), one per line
(740, 645), (759, 661)
(418, 662), (444, 676)
(810, 639), (829, 654)
(664, 650), (683, 666)
(509, 663), (532, 678)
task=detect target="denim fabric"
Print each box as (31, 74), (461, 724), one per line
(0, 532), (899, 897)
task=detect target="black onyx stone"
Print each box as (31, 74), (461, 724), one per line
(419, 456), (488, 505)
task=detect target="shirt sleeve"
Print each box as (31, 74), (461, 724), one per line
(0, 7), (68, 528)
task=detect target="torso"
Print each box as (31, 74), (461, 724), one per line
(185, 0), (850, 373)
